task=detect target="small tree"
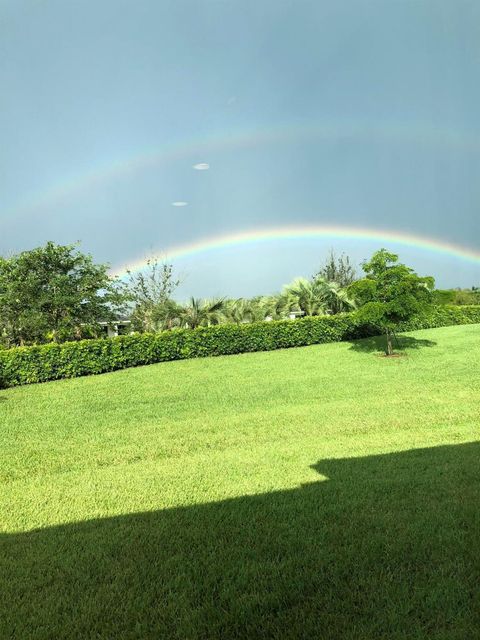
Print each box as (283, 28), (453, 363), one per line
(349, 249), (434, 356)
(313, 250), (357, 288)
(126, 257), (181, 332)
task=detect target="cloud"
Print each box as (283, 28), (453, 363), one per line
(193, 163), (210, 171)
(171, 201), (188, 207)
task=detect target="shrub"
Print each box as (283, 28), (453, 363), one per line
(0, 306), (479, 388)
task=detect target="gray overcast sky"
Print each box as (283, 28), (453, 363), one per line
(1, 0), (479, 297)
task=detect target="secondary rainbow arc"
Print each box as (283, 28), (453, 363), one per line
(4, 118), (480, 221)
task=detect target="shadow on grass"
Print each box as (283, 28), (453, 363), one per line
(350, 334), (437, 354)
(1, 442), (478, 639)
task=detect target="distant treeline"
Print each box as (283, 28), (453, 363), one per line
(0, 241), (478, 349)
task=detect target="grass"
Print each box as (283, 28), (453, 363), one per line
(1, 324), (479, 639)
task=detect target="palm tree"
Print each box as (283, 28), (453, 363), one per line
(151, 299), (183, 331)
(283, 278), (329, 317)
(178, 297), (226, 329)
(224, 296), (288, 324)
(283, 277), (355, 316)
(321, 280), (356, 314)
(258, 295), (289, 321)
(223, 298), (253, 324)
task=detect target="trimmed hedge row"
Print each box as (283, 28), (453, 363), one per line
(1, 305), (479, 388)
(396, 305), (480, 331)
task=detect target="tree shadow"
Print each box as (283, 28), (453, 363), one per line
(349, 334), (437, 354)
(1, 442), (478, 639)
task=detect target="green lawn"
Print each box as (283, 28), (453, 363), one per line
(1, 324), (479, 639)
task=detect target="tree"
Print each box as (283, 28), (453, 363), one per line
(127, 257), (180, 332)
(348, 249), (434, 356)
(283, 277), (355, 317)
(151, 299), (183, 331)
(0, 242), (125, 346)
(224, 298), (257, 324)
(283, 278), (328, 317)
(313, 250), (357, 288)
(256, 295), (289, 321)
(319, 280), (356, 314)
(223, 296), (288, 324)
(178, 297), (226, 329)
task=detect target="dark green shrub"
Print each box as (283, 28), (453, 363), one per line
(0, 306), (479, 388)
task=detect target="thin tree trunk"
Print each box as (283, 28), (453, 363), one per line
(385, 328), (393, 356)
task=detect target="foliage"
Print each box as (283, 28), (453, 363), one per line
(1, 304), (479, 388)
(434, 288), (480, 306)
(283, 278), (326, 316)
(151, 299), (184, 331)
(283, 277), (355, 316)
(177, 297), (226, 329)
(127, 257), (180, 332)
(432, 289), (457, 305)
(0, 242), (125, 347)
(223, 297), (282, 324)
(313, 249), (357, 287)
(126, 271), (355, 333)
(319, 280), (356, 314)
(223, 298), (256, 324)
(440, 287), (480, 305)
(453, 289), (480, 305)
(258, 295), (290, 320)
(349, 249), (435, 355)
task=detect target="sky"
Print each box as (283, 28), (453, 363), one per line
(1, 0), (479, 298)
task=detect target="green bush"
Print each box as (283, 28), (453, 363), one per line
(1, 306), (479, 388)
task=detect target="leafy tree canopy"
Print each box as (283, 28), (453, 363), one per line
(0, 242), (125, 346)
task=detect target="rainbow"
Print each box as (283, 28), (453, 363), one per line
(114, 225), (480, 276)
(4, 118), (480, 221)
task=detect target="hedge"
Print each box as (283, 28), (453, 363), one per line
(1, 305), (479, 388)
